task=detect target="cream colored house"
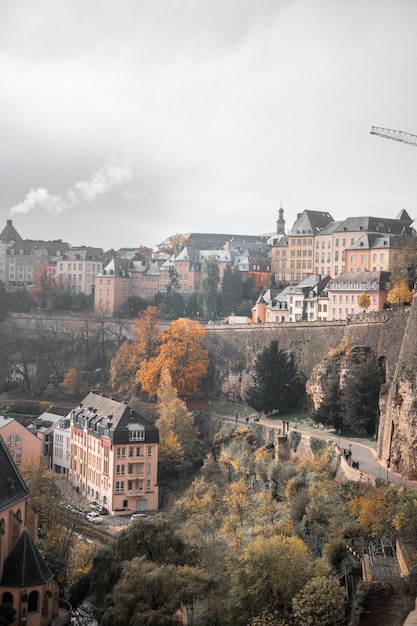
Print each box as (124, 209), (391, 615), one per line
(69, 393), (159, 515)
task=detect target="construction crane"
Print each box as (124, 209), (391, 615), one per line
(370, 126), (417, 147)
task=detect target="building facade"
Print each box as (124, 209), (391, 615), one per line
(0, 437), (68, 626)
(0, 416), (42, 467)
(69, 393), (159, 515)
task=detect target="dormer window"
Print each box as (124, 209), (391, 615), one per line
(128, 423), (145, 441)
(10, 250), (15, 255)
(19, 250), (23, 255)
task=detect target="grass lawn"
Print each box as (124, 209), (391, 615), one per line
(192, 396), (377, 451)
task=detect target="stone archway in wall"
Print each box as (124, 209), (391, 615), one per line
(378, 356), (387, 384)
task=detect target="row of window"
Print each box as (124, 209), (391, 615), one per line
(116, 479), (151, 492)
(116, 463), (152, 475)
(117, 446), (152, 459)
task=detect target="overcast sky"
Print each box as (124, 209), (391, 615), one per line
(1, 0), (417, 251)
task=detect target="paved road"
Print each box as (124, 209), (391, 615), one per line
(230, 414), (416, 487)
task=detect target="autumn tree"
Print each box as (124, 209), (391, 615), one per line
(138, 318), (209, 397)
(387, 279), (413, 307)
(98, 557), (212, 626)
(292, 576), (346, 626)
(110, 306), (161, 397)
(350, 487), (390, 537)
(228, 534), (323, 625)
(60, 367), (88, 397)
(156, 368), (199, 467)
(357, 291), (371, 311)
(246, 340), (306, 414)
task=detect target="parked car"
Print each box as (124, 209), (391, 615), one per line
(131, 513), (147, 520)
(86, 512), (102, 524)
(99, 507), (109, 515)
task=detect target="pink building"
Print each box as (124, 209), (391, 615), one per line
(326, 271), (390, 320)
(0, 416), (42, 467)
(0, 437), (69, 625)
(69, 393), (159, 515)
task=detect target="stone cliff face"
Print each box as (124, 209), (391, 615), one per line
(377, 298), (417, 479)
(305, 344), (373, 411)
(204, 306), (417, 479)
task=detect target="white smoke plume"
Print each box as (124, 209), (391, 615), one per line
(10, 162), (132, 216)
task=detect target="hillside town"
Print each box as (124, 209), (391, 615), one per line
(1, 206), (415, 324)
(2, 207), (417, 626)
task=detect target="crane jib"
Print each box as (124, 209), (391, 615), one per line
(370, 126), (417, 147)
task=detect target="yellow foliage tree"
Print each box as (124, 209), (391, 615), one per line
(387, 279), (413, 307)
(155, 368), (198, 463)
(350, 488), (389, 535)
(357, 291), (371, 311)
(138, 318), (208, 397)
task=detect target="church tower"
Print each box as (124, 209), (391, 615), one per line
(276, 203), (286, 235)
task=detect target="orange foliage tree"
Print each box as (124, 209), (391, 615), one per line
(350, 488), (389, 536)
(138, 318), (209, 397)
(110, 306), (161, 398)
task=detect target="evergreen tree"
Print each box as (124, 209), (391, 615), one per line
(342, 356), (383, 435)
(221, 264), (243, 316)
(200, 256), (220, 319)
(313, 382), (343, 430)
(246, 340), (306, 414)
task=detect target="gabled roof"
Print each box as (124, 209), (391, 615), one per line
(395, 209), (412, 222)
(0, 436), (29, 512)
(0, 220), (23, 244)
(334, 216), (411, 235)
(72, 392), (159, 445)
(0, 528), (54, 586)
(290, 210), (334, 236)
(347, 233), (406, 251)
(329, 270), (390, 286)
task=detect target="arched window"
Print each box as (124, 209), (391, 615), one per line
(28, 591), (39, 613)
(2, 592), (13, 606)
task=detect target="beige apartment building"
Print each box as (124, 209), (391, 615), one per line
(272, 210), (334, 285)
(326, 271), (390, 321)
(314, 214), (412, 278)
(51, 246), (103, 296)
(69, 393), (159, 515)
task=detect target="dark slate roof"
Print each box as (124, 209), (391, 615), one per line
(334, 216), (411, 235)
(347, 233), (406, 251)
(0, 220), (23, 243)
(71, 393), (159, 445)
(0, 528), (54, 586)
(0, 437), (29, 512)
(329, 270), (390, 286)
(395, 209), (412, 222)
(7, 240), (70, 256)
(290, 210), (334, 236)
(158, 232), (269, 250)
